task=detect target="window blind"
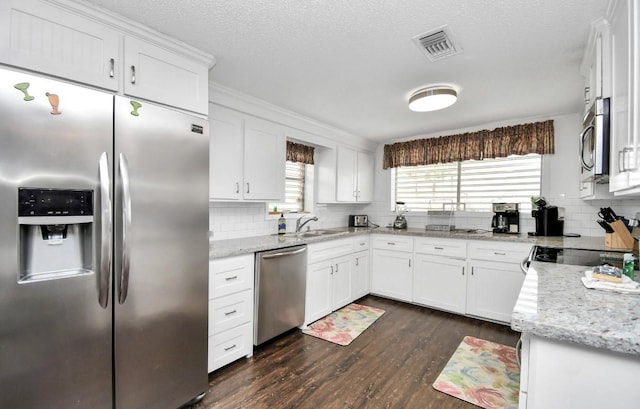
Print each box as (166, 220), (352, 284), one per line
(394, 154), (541, 212)
(270, 161), (305, 213)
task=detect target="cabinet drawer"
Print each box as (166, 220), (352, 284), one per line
(371, 234), (414, 252)
(209, 254), (254, 299)
(468, 241), (532, 263)
(353, 235), (370, 251)
(307, 238), (353, 264)
(208, 289), (253, 335)
(415, 237), (467, 258)
(207, 323), (252, 372)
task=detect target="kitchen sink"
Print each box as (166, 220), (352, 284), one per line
(275, 230), (344, 238)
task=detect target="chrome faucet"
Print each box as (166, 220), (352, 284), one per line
(296, 216), (318, 232)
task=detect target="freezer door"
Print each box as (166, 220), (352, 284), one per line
(0, 68), (113, 408)
(113, 97), (209, 409)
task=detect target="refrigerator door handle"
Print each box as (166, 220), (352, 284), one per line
(118, 153), (132, 304)
(98, 152), (113, 309)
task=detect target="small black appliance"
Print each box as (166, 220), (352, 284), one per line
(530, 198), (564, 236)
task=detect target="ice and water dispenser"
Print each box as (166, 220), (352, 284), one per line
(18, 188), (94, 282)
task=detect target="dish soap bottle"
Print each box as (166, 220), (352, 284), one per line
(278, 213), (286, 235)
(623, 253), (635, 280)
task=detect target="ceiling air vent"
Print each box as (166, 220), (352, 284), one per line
(412, 26), (461, 62)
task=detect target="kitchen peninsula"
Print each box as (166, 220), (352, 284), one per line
(513, 261), (640, 408)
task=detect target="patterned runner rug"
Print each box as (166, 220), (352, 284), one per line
(433, 336), (520, 409)
(302, 303), (385, 346)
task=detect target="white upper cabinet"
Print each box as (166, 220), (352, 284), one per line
(0, 0), (120, 91)
(243, 116), (286, 201)
(209, 105), (244, 200)
(318, 145), (374, 203)
(209, 104), (286, 202)
(609, 0), (640, 195)
(0, 0), (212, 115)
(123, 37), (209, 115)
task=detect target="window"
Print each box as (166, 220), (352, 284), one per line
(392, 154), (541, 212)
(269, 161), (306, 213)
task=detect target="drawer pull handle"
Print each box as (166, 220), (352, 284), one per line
(225, 275), (238, 281)
(130, 65), (136, 84)
(387, 242), (396, 245)
(434, 246), (444, 250)
(494, 252), (506, 256)
(224, 309), (237, 316)
(224, 344), (237, 351)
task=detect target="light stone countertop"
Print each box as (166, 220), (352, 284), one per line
(512, 261), (640, 356)
(209, 226), (609, 259)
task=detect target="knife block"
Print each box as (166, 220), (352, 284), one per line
(605, 220), (636, 251)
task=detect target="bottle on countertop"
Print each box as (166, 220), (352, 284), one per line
(623, 253), (635, 280)
(278, 213), (286, 235)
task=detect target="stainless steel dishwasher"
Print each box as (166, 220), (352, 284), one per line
(254, 245), (307, 345)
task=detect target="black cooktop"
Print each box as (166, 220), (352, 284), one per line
(532, 246), (628, 268)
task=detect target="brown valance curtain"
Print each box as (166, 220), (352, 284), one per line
(287, 141), (314, 165)
(383, 119), (554, 169)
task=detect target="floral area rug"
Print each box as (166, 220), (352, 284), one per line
(302, 303), (385, 346)
(433, 336), (520, 409)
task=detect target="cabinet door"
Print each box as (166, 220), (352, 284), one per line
(243, 116), (286, 201)
(331, 255), (352, 310)
(0, 0), (120, 91)
(356, 151), (374, 202)
(305, 259), (333, 325)
(610, 0), (633, 192)
(467, 260), (525, 323)
(413, 254), (466, 314)
(209, 105), (244, 200)
(625, 0), (640, 191)
(352, 250), (370, 302)
(371, 249), (412, 302)
(123, 36), (209, 114)
(336, 146), (357, 202)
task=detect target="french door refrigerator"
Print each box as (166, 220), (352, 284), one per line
(0, 67), (209, 409)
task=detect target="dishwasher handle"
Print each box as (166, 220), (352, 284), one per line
(261, 246), (307, 259)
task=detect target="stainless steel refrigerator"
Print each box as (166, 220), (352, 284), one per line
(0, 67), (209, 409)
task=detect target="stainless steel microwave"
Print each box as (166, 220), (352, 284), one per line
(580, 97), (610, 181)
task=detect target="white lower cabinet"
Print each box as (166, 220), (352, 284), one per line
(370, 235), (413, 302)
(519, 333), (640, 408)
(351, 236), (371, 302)
(413, 254), (467, 314)
(413, 238), (467, 314)
(208, 254), (254, 372)
(352, 250), (370, 302)
(466, 241), (530, 323)
(304, 238), (354, 325)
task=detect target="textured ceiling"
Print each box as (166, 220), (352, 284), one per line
(86, 0), (608, 143)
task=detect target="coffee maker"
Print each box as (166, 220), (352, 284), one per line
(491, 203), (520, 234)
(531, 206), (564, 236)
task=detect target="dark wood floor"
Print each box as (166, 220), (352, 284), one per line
(191, 295), (520, 409)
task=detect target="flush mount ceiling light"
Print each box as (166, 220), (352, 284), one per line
(408, 86), (458, 112)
